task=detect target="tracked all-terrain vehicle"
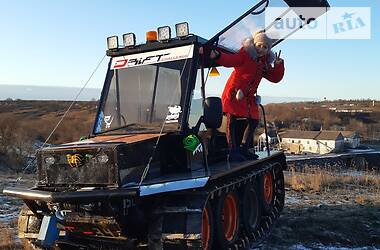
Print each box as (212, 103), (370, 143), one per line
(4, 1), (329, 249)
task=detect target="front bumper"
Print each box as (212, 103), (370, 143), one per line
(3, 187), (138, 202)
(3, 176), (209, 202)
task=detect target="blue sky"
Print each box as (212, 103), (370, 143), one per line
(0, 0), (378, 100)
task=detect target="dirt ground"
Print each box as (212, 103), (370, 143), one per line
(263, 189), (380, 249)
(0, 171), (379, 250)
(0, 174), (35, 250)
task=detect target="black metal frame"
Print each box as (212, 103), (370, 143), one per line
(149, 66), (160, 123)
(91, 60), (114, 136)
(260, 104), (271, 156)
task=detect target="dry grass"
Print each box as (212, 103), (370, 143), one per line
(0, 220), (21, 250)
(0, 100), (97, 172)
(285, 167), (380, 193)
(0, 100), (97, 145)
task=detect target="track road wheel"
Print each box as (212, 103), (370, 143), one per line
(259, 170), (275, 215)
(241, 181), (261, 235)
(214, 191), (240, 249)
(201, 202), (214, 250)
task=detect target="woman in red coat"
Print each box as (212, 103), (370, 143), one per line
(211, 30), (285, 161)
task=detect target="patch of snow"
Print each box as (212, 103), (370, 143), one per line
(0, 194), (22, 223)
(285, 195), (301, 205)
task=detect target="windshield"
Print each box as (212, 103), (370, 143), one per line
(208, 0), (329, 52)
(94, 45), (194, 134)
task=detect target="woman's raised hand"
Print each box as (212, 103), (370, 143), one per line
(274, 50), (283, 64)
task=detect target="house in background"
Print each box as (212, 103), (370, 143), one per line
(279, 130), (345, 154)
(258, 130), (279, 150)
(340, 131), (360, 148)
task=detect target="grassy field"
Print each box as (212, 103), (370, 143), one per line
(264, 168), (380, 249)
(286, 167), (380, 192)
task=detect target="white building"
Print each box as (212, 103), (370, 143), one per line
(257, 130), (279, 151)
(258, 130), (278, 144)
(340, 131), (360, 149)
(279, 130), (345, 154)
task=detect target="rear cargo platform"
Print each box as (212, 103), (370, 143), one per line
(138, 151), (286, 196)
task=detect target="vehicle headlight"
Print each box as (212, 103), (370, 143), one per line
(97, 153), (109, 164)
(44, 156), (56, 165)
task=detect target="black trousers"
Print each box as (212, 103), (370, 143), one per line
(226, 113), (259, 150)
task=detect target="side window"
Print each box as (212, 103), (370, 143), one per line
(189, 69), (203, 129)
(188, 67), (232, 130)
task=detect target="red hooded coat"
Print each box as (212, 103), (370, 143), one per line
(216, 48), (284, 120)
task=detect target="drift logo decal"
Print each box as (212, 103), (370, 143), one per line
(113, 54), (169, 69)
(111, 45), (194, 70)
(66, 154), (84, 168)
(113, 59), (128, 68)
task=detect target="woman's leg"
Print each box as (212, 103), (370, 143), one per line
(226, 113), (246, 161)
(226, 113), (237, 150)
(241, 118), (259, 159)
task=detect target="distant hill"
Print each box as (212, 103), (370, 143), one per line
(0, 85), (101, 101)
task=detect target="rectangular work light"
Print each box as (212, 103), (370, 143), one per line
(123, 33), (136, 47)
(175, 22), (189, 38)
(107, 36), (119, 50)
(158, 26), (171, 41)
